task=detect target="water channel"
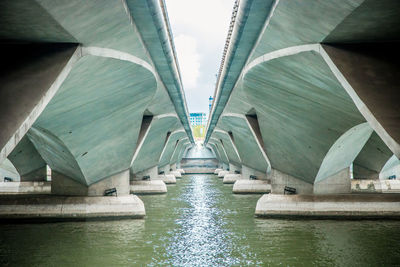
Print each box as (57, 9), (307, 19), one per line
(1, 174), (400, 266)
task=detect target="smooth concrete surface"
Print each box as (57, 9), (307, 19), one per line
(255, 194), (400, 219)
(223, 174), (243, 184)
(352, 179), (400, 193)
(154, 174), (176, 184)
(214, 168), (223, 174)
(51, 170), (130, 196)
(170, 170), (182, 178)
(0, 194), (145, 221)
(314, 167), (351, 194)
(233, 180), (271, 194)
(0, 181), (50, 194)
(218, 170), (230, 178)
(269, 169), (313, 194)
(241, 165), (268, 180)
(130, 180), (167, 194)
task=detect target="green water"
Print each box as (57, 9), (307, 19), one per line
(1, 174), (400, 266)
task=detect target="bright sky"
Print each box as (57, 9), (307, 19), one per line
(165, 0), (234, 115)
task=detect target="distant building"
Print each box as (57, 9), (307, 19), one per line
(190, 113), (207, 126)
(209, 96), (213, 112)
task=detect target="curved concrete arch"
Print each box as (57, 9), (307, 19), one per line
(220, 113), (271, 172)
(27, 126), (86, 185)
(82, 46), (156, 78)
(210, 137), (229, 164)
(158, 128), (185, 163)
(243, 43), (400, 158)
(32, 54), (158, 185)
(0, 45), (81, 164)
(208, 142), (223, 163)
(380, 155), (400, 179)
(158, 130), (187, 168)
(241, 46), (369, 183)
(130, 114), (180, 171)
(170, 138), (189, 164)
(315, 123), (374, 183)
(214, 128), (241, 163)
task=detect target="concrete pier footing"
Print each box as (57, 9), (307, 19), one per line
(154, 174), (176, 184)
(255, 194), (400, 219)
(0, 194), (145, 221)
(130, 180), (167, 194)
(218, 170), (230, 178)
(214, 168), (223, 174)
(223, 174), (243, 184)
(233, 180), (271, 194)
(170, 170), (182, 178)
(0, 181), (51, 194)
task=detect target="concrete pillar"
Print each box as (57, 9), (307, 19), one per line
(269, 168), (313, 194)
(170, 163), (177, 171)
(51, 170), (130, 196)
(229, 163), (241, 173)
(158, 164), (170, 174)
(241, 165), (268, 180)
(130, 166), (158, 181)
(313, 167), (351, 194)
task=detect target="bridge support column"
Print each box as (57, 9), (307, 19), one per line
(269, 169), (313, 194)
(229, 163), (241, 173)
(130, 166), (167, 194)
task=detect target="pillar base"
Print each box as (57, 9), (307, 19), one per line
(223, 174), (243, 184)
(255, 194), (400, 219)
(233, 180), (271, 194)
(153, 174), (176, 184)
(0, 181), (51, 194)
(217, 170), (230, 178)
(269, 169), (313, 194)
(214, 168), (223, 174)
(177, 168), (185, 174)
(52, 170), (130, 196)
(130, 180), (167, 194)
(0, 194), (145, 221)
(170, 170), (182, 178)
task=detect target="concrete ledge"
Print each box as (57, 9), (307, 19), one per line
(177, 168), (185, 174)
(218, 170), (230, 178)
(223, 174), (242, 184)
(214, 168), (223, 174)
(352, 179), (400, 193)
(233, 180), (271, 194)
(0, 194), (145, 221)
(255, 194), (400, 219)
(0, 181), (51, 194)
(170, 171), (182, 178)
(154, 175), (176, 184)
(184, 168), (215, 174)
(130, 180), (167, 194)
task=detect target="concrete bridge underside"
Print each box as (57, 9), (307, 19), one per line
(0, 0), (194, 219)
(206, 0), (400, 217)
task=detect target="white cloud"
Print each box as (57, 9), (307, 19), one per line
(174, 34), (201, 90)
